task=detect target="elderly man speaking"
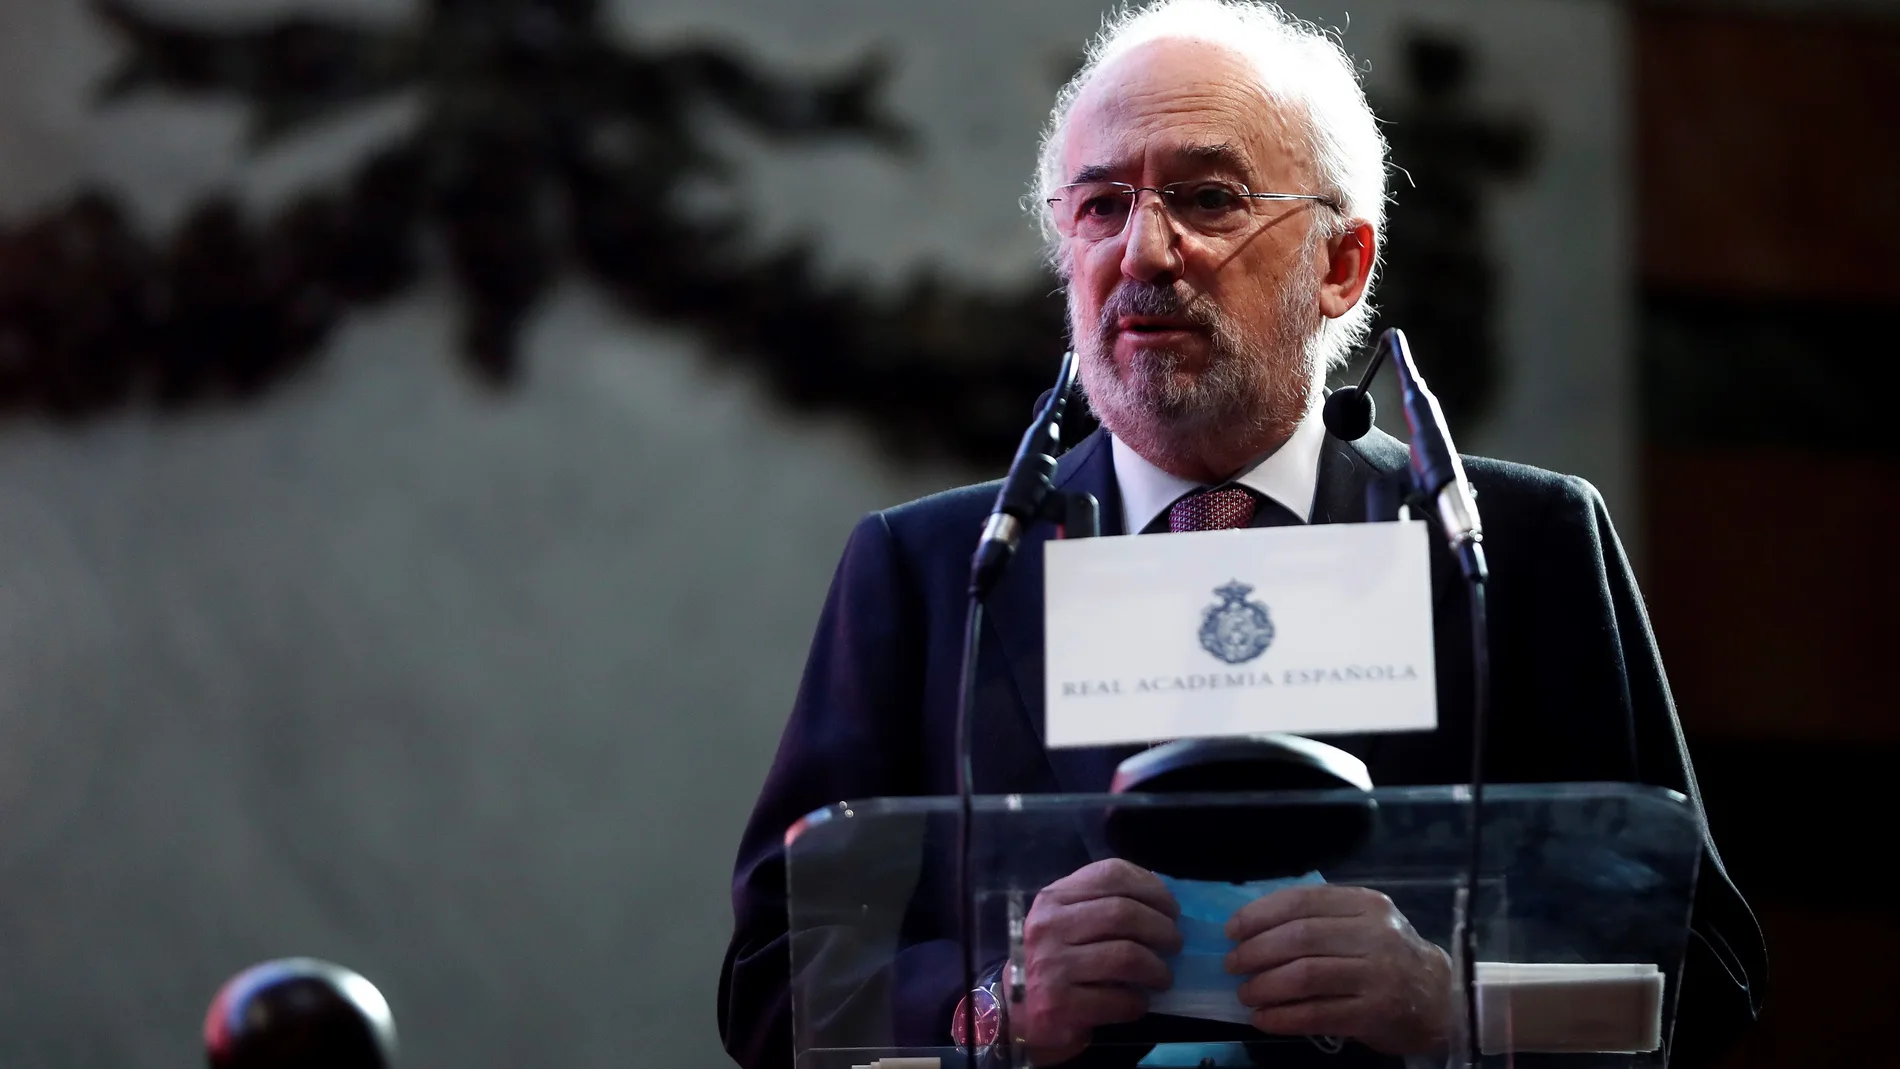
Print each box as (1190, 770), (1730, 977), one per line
(719, 2), (1764, 1067)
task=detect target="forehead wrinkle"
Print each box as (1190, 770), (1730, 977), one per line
(1067, 144), (1256, 188)
(1176, 143), (1254, 182)
(1065, 97), (1262, 169)
(1096, 84), (1260, 136)
(1060, 37), (1325, 195)
(1065, 91), (1296, 189)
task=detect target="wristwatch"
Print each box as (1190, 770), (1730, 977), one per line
(949, 970), (1003, 1049)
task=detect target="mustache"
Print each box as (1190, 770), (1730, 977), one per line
(1098, 282), (1219, 332)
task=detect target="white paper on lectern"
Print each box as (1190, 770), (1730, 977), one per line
(1042, 520), (1437, 748)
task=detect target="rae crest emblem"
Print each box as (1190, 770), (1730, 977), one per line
(1198, 580), (1276, 665)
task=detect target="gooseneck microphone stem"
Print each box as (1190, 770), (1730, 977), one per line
(955, 352), (1089, 1069)
(1333, 330), (1493, 1062)
(953, 596), (985, 1069)
(1461, 580), (1491, 1065)
(1376, 328), (1492, 1065)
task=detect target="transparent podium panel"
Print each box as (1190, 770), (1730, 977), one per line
(784, 784), (1704, 1069)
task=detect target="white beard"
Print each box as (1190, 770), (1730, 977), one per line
(1072, 263), (1323, 473)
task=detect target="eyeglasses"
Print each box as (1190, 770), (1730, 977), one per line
(1046, 179), (1338, 241)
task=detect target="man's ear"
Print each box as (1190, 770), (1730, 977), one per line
(1317, 220), (1377, 320)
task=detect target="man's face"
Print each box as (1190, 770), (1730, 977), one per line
(1058, 39), (1328, 463)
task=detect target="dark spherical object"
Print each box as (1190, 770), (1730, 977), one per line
(204, 958), (397, 1069)
(1322, 386), (1376, 442)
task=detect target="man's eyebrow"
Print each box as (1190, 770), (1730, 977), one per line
(1066, 145), (1255, 186)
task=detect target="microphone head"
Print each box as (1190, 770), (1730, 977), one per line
(205, 958), (396, 1069)
(1322, 387), (1375, 441)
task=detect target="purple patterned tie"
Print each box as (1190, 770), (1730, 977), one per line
(1168, 486), (1258, 532)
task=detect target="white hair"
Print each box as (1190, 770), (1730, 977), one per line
(1031, 0), (1388, 370)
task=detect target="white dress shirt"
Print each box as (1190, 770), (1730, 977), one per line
(1109, 402), (1327, 535)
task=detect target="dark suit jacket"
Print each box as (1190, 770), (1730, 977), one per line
(719, 426), (1765, 1069)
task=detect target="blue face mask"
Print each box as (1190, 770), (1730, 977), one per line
(1147, 871), (1326, 1025)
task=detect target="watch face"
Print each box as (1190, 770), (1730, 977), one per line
(950, 986), (1001, 1048)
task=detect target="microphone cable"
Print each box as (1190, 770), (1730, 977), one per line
(953, 595), (986, 1069)
(1461, 576), (1490, 1063)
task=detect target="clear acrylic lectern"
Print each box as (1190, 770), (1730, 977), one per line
(785, 784), (1703, 1069)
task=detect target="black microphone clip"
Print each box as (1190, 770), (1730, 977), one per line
(1321, 340), (1388, 443)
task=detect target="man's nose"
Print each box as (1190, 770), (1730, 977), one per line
(1118, 193), (1182, 285)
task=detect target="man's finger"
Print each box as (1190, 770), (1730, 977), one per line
(1063, 896), (1184, 953)
(1226, 884), (1385, 941)
(1236, 956), (1364, 1008)
(1249, 995), (1368, 1039)
(1224, 916), (1372, 975)
(1048, 858), (1180, 919)
(1067, 939), (1173, 991)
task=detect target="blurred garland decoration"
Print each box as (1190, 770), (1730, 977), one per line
(1367, 32), (1536, 430)
(0, 0), (1068, 463)
(0, 2), (1522, 459)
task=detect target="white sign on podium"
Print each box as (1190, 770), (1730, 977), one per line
(1042, 521), (1438, 748)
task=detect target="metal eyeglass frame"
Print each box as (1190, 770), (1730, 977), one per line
(1045, 180), (1340, 237)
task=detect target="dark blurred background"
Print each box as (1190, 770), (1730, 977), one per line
(1634, 4), (1900, 1067)
(0, 0), (1891, 1066)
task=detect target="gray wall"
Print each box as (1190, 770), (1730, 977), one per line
(0, 292), (968, 1067)
(0, 1), (1628, 1066)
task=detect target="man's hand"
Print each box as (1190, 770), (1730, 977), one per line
(1017, 858), (1182, 1065)
(1224, 884), (1452, 1055)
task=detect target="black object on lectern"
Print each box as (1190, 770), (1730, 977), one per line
(1104, 735), (1377, 882)
(204, 958), (397, 1069)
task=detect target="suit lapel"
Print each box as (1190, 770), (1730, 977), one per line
(1315, 425), (1398, 524)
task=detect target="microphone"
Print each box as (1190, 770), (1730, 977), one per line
(1321, 330), (1485, 580)
(205, 958), (396, 1069)
(1324, 329), (1494, 1063)
(1383, 329), (1486, 582)
(955, 351), (1087, 1067)
(969, 350), (1080, 600)
(1320, 338), (1388, 442)
(1358, 328), (1493, 1065)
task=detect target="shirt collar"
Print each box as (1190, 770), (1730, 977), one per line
(1109, 403), (1327, 535)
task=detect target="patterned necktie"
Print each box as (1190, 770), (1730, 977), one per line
(1168, 486), (1259, 532)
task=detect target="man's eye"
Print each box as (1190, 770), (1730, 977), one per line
(1183, 184), (1241, 212)
(1081, 195), (1126, 218)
